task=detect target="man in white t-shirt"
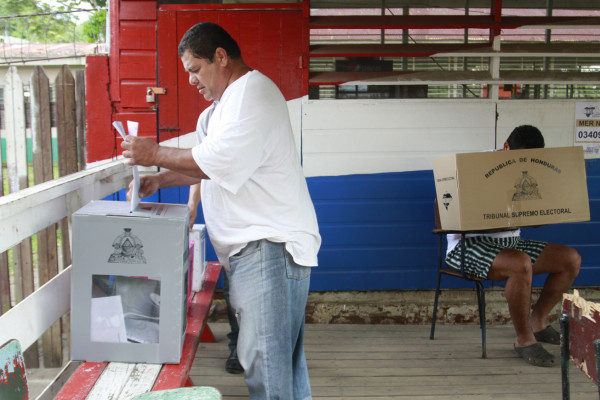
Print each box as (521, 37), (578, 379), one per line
(445, 125), (581, 367)
(122, 22), (320, 400)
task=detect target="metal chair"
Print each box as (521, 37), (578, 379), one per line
(429, 199), (488, 358)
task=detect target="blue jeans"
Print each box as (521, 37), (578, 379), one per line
(228, 239), (312, 400)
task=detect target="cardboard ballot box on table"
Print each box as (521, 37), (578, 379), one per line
(71, 200), (190, 364)
(433, 146), (590, 231)
(186, 224), (206, 313)
(190, 224), (207, 292)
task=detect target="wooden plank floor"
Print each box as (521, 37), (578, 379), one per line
(191, 322), (599, 399)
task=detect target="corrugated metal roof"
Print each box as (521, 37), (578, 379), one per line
(0, 42), (107, 65)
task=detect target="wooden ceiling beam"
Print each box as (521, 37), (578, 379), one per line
(309, 15), (600, 30)
(309, 43), (600, 58)
(308, 70), (600, 85)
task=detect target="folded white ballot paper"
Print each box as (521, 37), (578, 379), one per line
(113, 120), (141, 212)
(90, 295), (128, 343)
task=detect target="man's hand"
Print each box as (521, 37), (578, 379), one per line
(121, 136), (160, 167)
(127, 175), (160, 200)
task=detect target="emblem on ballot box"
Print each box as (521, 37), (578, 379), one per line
(442, 192), (453, 210)
(108, 228), (147, 264)
(512, 171), (542, 201)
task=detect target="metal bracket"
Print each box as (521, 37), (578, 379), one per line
(146, 87), (167, 103)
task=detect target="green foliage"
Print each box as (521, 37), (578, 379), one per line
(81, 9), (107, 43)
(0, 0), (107, 44)
(53, 0), (107, 9)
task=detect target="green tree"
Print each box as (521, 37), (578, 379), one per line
(55, 0), (108, 43)
(81, 9), (106, 42)
(0, 0), (106, 43)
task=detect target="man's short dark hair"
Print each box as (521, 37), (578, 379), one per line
(506, 125), (545, 149)
(178, 22), (241, 61)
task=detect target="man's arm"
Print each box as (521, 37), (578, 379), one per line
(127, 169), (202, 200)
(121, 136), (209, 180)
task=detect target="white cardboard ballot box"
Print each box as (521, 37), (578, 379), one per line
(190, 224), (206, 292)
(71, 200), (190, 364)
(433, 146), (590, 231)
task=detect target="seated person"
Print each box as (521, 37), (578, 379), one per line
(445, 125), (581, 367)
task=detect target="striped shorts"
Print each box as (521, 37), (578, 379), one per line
(445, 236), (548, 279)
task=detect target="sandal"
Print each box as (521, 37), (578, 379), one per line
(534, 325), (561, 345)
(514, 343), (555, 367)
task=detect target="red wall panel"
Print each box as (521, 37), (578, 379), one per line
(119, 21), (156, 50)
(120, 80), (158, 108)
(120, 51), (156, 79)
(121, 0), (157, 20)
(158, 10), (305, 143)
(113, 112), (158, 144)
(90, 2), (307, 161)
(156, 10), (180, 139)
(85, 55), (114, 163)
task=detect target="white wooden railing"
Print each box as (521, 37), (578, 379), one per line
(0, 159), (132, 399)
(0, 159), (132, 342)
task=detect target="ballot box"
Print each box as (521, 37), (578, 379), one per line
(190, 224), (207, 292)
(433, 146), (590, 231)
(70, 200), (190, 364)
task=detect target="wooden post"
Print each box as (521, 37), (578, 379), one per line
(55, 65), (79, 273)
(0, 91), (8, 316)
(76, 70), (87, 171)
(560, 314), (570, 400)
(595, 339), (600, 399)
(3, 66), (37, 368)
(31, 66), (63, 368)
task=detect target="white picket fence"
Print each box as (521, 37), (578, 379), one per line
(0, 65), (130, 370)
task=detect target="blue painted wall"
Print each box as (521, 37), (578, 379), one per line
(109, 158), (599, 291)
(308, 158), (599, 291)
(307, 171), (435, 290)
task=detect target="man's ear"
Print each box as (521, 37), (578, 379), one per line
(503, 141), (510, 151)
(214, 47), (228, 65)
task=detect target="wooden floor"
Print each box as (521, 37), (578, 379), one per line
(191, 322), (599, 400)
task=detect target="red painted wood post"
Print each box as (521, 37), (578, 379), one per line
(200, 325), (216, 343)
(85, 55), (114, 163)
(562, 295), (600, 384)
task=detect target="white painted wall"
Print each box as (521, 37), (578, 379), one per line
(163, 98), (583, 179)
(496, 100), (577, 149)
(302, 99), (497, 177)
(302, 99), (583, 178)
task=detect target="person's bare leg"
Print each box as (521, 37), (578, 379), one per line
(529, 243), (581, 333)
(487, 249), (536, 347)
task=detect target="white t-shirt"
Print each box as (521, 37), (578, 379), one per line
(191, 70), (321, 270)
